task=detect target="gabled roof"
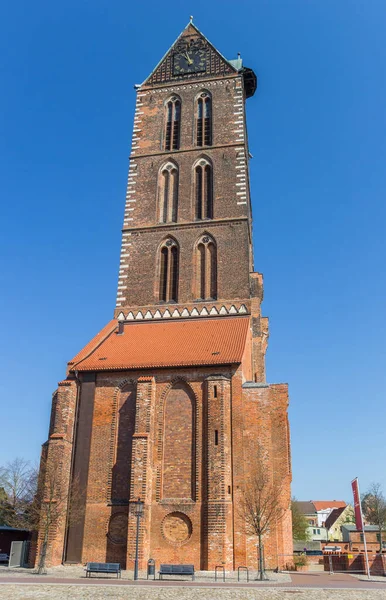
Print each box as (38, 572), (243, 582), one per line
(312, 501), (346, 512)
(295, 501), (316, 515)
(325, 507), (346, 529)
(141, 20), (237, 88)
(69, 316), (249, 372)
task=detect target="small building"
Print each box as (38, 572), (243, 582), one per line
(295, 500), (347, 542)
(311, 501), (347, 528)
(0, 526), (31, 558)
(342, 525), (386, 553)
(325, 505), (355, 542)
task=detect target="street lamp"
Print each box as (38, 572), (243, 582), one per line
(132, 497), (144, 581)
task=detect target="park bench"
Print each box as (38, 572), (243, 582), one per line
(159, 564), (195, 580)
(86, 562), (121, 578)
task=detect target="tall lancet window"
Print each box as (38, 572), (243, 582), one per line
(194, 158), (213, 220)
(158, 162), (178, 223)
(159, 238), (179, 302)
(196, 92), (212, 146)
(195, 234), (217, 300)
(164, 96), (181, 151)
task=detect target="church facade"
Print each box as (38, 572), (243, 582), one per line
(36, 21), (292, 570)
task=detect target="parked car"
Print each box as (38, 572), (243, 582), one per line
(0, 553), (9, 564)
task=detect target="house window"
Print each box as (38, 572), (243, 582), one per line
(196, 92), (212, 146)
(360, 533), (364, 542)
(164, 96), (181, 151)
(195, 234), (217, 300)
(159, 238), (179, 302)
(194, 159), (213, 220)
(158, 162), (178, 223)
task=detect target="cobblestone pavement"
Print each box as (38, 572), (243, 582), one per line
(0, 566), (385, 599)
(0, 565), (291, 582)
(0, 584), (385, 600)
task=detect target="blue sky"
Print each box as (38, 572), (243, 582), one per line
(1, 0), (385, 502)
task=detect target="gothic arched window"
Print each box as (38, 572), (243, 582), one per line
(158, 162), (178, 223)
(195, 234), (217, 300)
(194, 158), (213, 220)
(159, 238), (179, 302)
(164, 96), (181, 151)
(196, 92), (212, 147)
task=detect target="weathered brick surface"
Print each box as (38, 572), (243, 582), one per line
(36, 23), (292, 572)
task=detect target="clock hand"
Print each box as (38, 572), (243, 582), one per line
(184, 51), (193, 65)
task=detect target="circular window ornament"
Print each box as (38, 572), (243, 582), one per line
(107, 513), (128, 545)
(162, 512), (192, 545)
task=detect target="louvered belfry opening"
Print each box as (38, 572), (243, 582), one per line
(165, 97), (181, 151)
(159, 239), (179, 302)
(196, 92), (212, 147)
(196, 235), (217, 300)
(195, 159), (213, 220)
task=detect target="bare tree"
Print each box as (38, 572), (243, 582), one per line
(31, 456), (82, 574)
(362, 482), (386, 552)
(240, 443), (287, 580)
(0, 458), (37, 529)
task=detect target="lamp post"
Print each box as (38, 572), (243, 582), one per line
(132, 497), (144, 581)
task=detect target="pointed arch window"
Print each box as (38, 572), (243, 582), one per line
(164, 96), (181, 151)
(159, 162), (178, 223)
(195, 235), (217, 300)
(194, 159), (213, 220)
(159, 238), (179, 302)
(196, 92), (212, 147)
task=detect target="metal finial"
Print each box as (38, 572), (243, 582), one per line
(190, 15), (193, 23)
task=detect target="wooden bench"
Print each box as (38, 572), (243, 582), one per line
(159, 564), (195, 580)
(86, 562), (121, 578)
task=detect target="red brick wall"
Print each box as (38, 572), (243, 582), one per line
(162, 383), (194, 499)
(36, 25), (292, 572)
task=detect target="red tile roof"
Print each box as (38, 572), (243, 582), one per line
(69, 317), (249, 372)
(312, 501), (346, 511)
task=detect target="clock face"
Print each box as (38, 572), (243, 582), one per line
(173, 49), (207, 76)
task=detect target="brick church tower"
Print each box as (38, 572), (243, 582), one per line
(36, 20), (292, 570)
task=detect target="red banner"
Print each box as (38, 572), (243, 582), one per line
(351, 477), (364, 531)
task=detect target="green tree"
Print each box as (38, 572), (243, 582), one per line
(291, 498), (311, 541)
(362, 483), (386, 552)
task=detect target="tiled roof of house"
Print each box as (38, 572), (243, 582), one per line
(312, 501), (346, 511)
(68, 316), (249, 372)
(295, 501), (316, 515)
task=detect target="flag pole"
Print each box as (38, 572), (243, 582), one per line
(351, 477), (370, 580)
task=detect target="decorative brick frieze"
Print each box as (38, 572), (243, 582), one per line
(116, 302), (249, 321)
